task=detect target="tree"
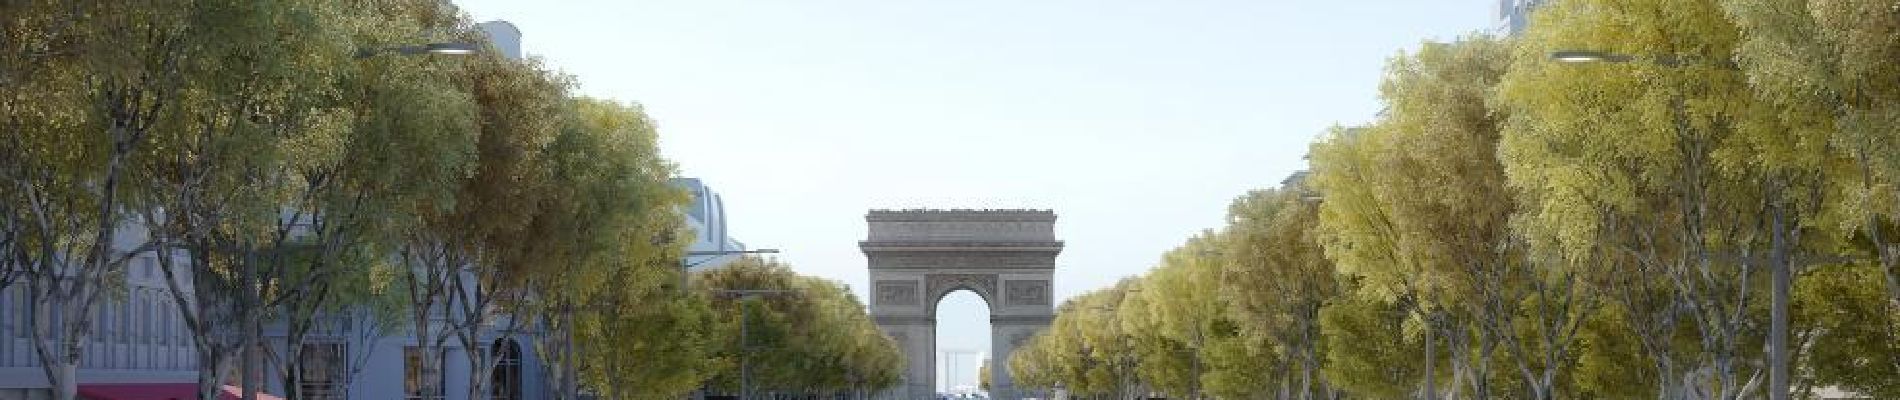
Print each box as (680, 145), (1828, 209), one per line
(1008, 332), (1061, 393)
(1497, 1), (1795, 397)
(131, 2), (377, 398)
(1221, 186), (1338, 400)
(2, 1), (259, 398)
(1722, 3), (1900, 397)
(696, 257), (901, 398)
(979, 360), (992, 393)
(432, 40), (573, 400)
(1308, 124), (1458, 400)
(526, 97), (687, 399)
(1722, 0), (1900, 316)
(1319, 293), (1425, 399)
(1125, 234), (1234, 399)
(1117, 278), (1195, 398)
(1791, 264), (1900, 397)
(573, 271), (713, 399)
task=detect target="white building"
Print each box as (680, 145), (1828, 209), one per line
(1496, 0), (1547, 36)
(674, 178), (751, 271)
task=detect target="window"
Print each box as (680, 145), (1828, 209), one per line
(403, 347), (444, 400)
(299, 343), (348, 400)
(139, 293), (150, 345)
(160, 300), (171, 346)
(121, 298), (131, 344)
(2, 287), (12, 339)
(178, 301), (189, 345)
(490, 339), (523, 400)
(94, 303), (106, 343)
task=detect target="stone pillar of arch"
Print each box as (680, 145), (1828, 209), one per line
(862, 209), (1060, 400)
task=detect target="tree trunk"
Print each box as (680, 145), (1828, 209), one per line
(27, 284), (77, 400)
(243, 263), (261, 400)
(50, 358), (77, 400)
(199, 348), (227, 400)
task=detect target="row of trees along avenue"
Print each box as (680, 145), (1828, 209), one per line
(0, 1), (900, 399)
(1010, 0), (1900, 399)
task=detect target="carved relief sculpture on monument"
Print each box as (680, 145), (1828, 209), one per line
(1004, 280), (1051, 306)
(876, 280), (920, 306)
(927, 274), (999, 304)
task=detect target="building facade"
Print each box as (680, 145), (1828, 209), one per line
(0, 229), (203, 399)
(1496, 0), (1547, 36)
(675, 178), (751, 271)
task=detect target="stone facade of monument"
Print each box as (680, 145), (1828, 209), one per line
(862, 209), (1060, 400)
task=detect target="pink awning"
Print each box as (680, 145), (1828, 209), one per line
(77, 384), (285, 400)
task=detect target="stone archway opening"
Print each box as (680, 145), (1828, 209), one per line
(862, 209), (1061, 400)
(934, 289), (992, 395)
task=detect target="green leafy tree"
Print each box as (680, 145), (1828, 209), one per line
(1722, 0), (1900, 315)
(1308, 124), (1459, 400)
(529, 97), (690, 399)
(1319, 294), (1425, 399)
(1126, 234), (1234, 399)
(697, 257), (901, 397)
(1723, 2), (1900, 397)
(1498, 0), (1799, 397)
(1222, 185), (1338, 400)
(1791, 264), (1900, 398)
(2, 1), (194, 397)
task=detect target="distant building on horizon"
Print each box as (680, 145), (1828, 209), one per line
(476, 20), (522, 60)
(674, 178), (752, 271)
(1496, 0), (1548, 36)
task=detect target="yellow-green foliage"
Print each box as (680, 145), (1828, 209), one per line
(696, 257), (903, 396)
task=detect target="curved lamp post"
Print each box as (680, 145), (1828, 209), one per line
(683, 248), (782, 289)
(687, 249), (781, 268)
(1549, 50), (1634, 64)
(355, 42), (479, 59)
(1547, 49), (1733, 69)
(685, 249), (780, 400)
(712, 289), (799, 400)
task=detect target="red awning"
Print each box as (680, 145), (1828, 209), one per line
(77, 384), (285, 400)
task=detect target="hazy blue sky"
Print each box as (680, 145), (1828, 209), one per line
(453, 0), (1496, 391)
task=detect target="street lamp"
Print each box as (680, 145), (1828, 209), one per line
(686, 249), (781, 268)
(1549, 50), (1633, 64)
(711, 289), (798, 400)
(1087, 305), (1139, 400)
(1548, 49), (1733, 69)
(682, 249), (781, 291)
(354, 42), (479, 59)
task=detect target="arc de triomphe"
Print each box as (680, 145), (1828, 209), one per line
(862, 209), (1058, 400)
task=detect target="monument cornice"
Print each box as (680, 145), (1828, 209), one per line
(860, 240), (1064, 252)
(867, 209), (1056, 222)
(874, 315), (934, 325)
(990, 314), (1056, 325)
(872, 314), (1057, 325)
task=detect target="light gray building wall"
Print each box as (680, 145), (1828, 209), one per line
(476, 20), (522, 60)
(674, 178), (750, 271)
(254, 311), (547, 400)
(0, 225), (202, 399)
(1497, 0), (1548, 36)
(0, 220), (551, 400)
